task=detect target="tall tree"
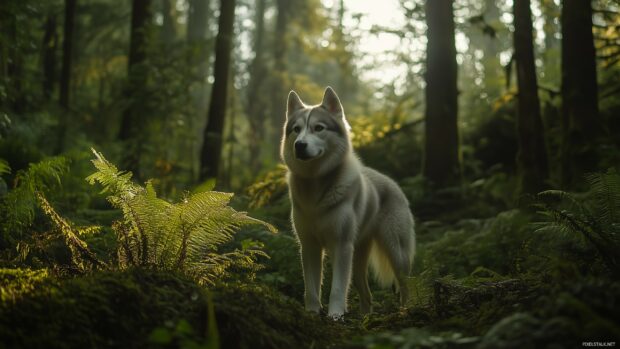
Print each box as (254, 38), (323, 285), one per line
(42, 14), (58, 100)
(245, 0), (267, 172)
(187, 0), (210, 110)
(269, 0), (291, 162)
(119, 0), (152, 178)
(199, 0), (236, 181)
(59, 0), (75, 109)
(57, 0), (76, 153)
(481, 0), (503, 99)
(160, 0), (177, 45)
(513, 0), (549, 193)
(561, 0), (600, 187)
(2, 7), (23, 112)
(423, 0), (460, 187)
(187, 0), (211, 177)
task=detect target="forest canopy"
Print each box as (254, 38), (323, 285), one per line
(0, 0), (619, 348)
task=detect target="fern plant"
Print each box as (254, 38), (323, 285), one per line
(246, 164), (288, 209)
(0, 159), (9, 176)
(532, 168), (620, 275)
(86, 149), (275, 285)
(0, 157), (68, 246)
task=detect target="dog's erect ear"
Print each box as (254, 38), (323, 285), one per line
(287, 90), (304, 118)
(321, 86), (343, 114)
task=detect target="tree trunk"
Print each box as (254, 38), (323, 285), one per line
(269, 0), (291, 162)
(42, 15), (58, 100)
(199, 0), (236, 181)
(57, 0), (76, 153)
(513, 0), (549, 193)
(187, 0), (210, 87)
(561, 0), (600, 188)
(245, 0), (267, 172)
(119, 0), (152, 177)
(59, 0), (75, 109)
(482, 0), (502, 99)
(4, 11), (23, 113)
(187, 0), (211, 179)
(423, 0), (460, 188)
(160, 0), (177, 45)
(224, 72), (236, 189)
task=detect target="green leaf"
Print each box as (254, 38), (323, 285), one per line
(193, 178), (217, 194)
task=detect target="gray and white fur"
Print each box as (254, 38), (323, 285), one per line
(281, 87), (416, 318)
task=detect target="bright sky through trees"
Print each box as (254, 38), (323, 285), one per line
(332, 0), (471, 89)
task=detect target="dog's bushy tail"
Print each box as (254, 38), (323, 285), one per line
(369, 228), (416, 288)
(369, 242), (395, 288)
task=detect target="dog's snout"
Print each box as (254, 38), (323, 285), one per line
(295, 141), (307, 152)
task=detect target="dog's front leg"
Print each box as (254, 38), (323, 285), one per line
(328, 241), (354, 319)
(300, 237), (324, 313)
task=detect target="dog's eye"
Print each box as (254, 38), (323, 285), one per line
(314, 125), (325, 132)
(293, 126), (301, 133)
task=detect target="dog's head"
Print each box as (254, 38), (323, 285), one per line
(280, 87), (351, 177)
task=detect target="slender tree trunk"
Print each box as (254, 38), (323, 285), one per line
(4, 10), (23, 113)
(561, 0), (600, 188)
(482, 0), (502, 98)
(246, 0), (267, 172)
(0, 7), (20, 111)
(187, 0), (210, 179)
(513, 0), (549, 193)
(541, 0), (560, 76)
(186, 6), (210, 86)
(161, 0), (177, 45)
(0, 10), (7, 89)
(423, 0), (460, 187)
(336, 0), (348, 97)
(225, 73), (236, 189)
(59, 0), (75, 109)
(199, 0), (236, 181)
(119, 0), (152, 178)
(187, 0), (210, 93)
(42, 15), (58, 100)
(269, 0), (290, 162)
(57, 0), (76, 153)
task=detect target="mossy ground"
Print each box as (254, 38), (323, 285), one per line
(1, 205), (619, 349)
(0, 268), (351, 349)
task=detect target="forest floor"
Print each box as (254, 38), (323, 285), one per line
(2, 194), (619, 349)
(1, 154), (620, 349)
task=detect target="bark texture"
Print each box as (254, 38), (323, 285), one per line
(199, 0), (236, 181)
(423, 0), (460, 188)
(513, 0), (549, 193)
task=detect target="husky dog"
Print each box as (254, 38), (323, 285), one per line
(281, 87), (416, 318)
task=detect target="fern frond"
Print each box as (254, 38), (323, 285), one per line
(0, 159), (10, 175)
(86, 148), (138, 198)
(1, 156), (68, 237)
(585, 169), (620, 226)
(532, 171), (620, 275)
(36, 192), (107, 271)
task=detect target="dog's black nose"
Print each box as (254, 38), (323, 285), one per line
(295, 141), (307, 152)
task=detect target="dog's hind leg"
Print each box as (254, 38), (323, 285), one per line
(352, 239), (372, 315)
(300, 237), (324, 313)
